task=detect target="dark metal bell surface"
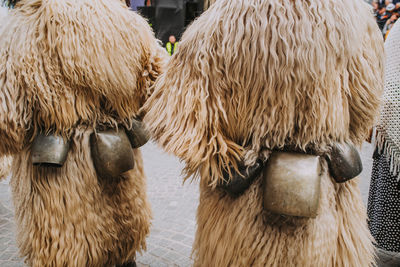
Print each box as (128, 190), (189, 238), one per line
(126, 119), (150, 148)
(219, 159), (264, 197)
(90, 129), (134, 179)
(326, 142), (363, 183)
(263, 152), (322, 218)
(31, 133), (70, 167)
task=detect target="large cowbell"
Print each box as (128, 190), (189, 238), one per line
(263, 152), (322, 218)
(31, 133), (70, 167)
(90, 129), (135, 179)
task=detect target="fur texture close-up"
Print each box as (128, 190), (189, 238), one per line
(0, 5), (12, 181)
(144, 0), (384, 266)
(0, 155), (12, 180)
(0, 0), (166, 266)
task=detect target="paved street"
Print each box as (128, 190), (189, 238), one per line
(0, 142), (375, 267)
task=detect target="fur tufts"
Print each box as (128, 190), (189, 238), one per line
(0, 155), (12, 180)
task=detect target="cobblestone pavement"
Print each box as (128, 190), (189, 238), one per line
(0, 142), (375, 267)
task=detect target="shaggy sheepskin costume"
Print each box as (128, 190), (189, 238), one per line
(0, 0), (166, 266)
(0, 6), (12, 181)
(144, 0), (384, 266)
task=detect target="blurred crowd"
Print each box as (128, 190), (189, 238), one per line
(373, 0), (400, 39)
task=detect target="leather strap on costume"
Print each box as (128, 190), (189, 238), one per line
(220, 142), (362, 197)
(90, 120), (149, 179)
(32, 119), (149, 174)
(218, 159), (265, 197)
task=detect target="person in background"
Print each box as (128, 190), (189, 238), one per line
(383, 12), (399, 39)
(374, 0), (392, 30)
(386, 2), (396, 13)
(166, 35), (178, 56)
(373, 0), (389, 13)
(392, 0), (400, 11)
(129, 0), (141, 11)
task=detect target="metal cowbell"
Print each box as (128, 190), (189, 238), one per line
(90, 128), (134, 179)
(126, 119), (150, 149)
(263, 152), (322, 218)
(326, 142), (363, 183)
(31, 132), (70, 167)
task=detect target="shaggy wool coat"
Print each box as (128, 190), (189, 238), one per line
(144, 0), (385, 266)
(0, 4), (12, 181)
(0, 0), (166, 266)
